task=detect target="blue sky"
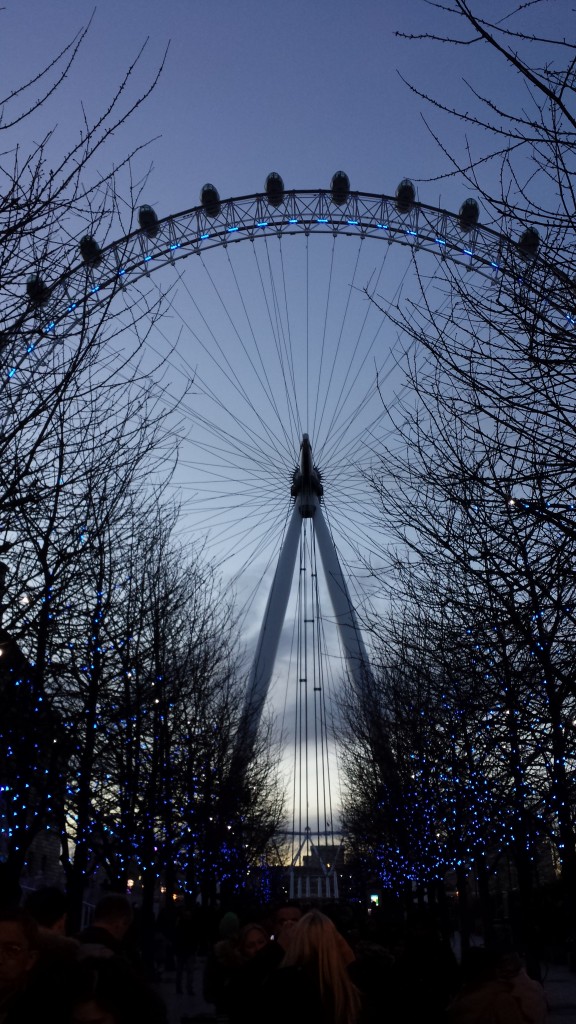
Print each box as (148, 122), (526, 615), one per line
(3, 0), (500, 210)
(6, 1), (566, 224)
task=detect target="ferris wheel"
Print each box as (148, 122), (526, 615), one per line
(10, 171), (565, 896)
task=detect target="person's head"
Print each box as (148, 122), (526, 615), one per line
(24, 886), (68, 934)
(72, 999), (116, 1024)
(70, 956), (166, 1024)
(404, 907), (442, 946)
(218, 911), (240, 942)
(239, 923), (268, 959)
(273, 903), (302, 933)
(460, 947), (501, 987)
(272, 902), (302, 947)
(0, 909), (38, 993)
(70, 958), (133, 1024)
(93, 895), (133, 942)
(282, 910), (346, 968)
(282, 910), (360, 1024)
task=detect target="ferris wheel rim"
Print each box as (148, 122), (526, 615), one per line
(10, 185), (574, 367)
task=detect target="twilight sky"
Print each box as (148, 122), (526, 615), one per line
(4, 0), (565, 831)
(4, 0), (538, 211)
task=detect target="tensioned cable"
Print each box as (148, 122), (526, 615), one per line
(107, 277), (410, 521)
(318, 245), (413, 467)
(195, 254), (295, 465)
(310, 527), (327, 845)
(134, 268), (295, 528)
(288, 518), (341, 860)
(319, 248), (449, 471)
(312, 237), (365, 450)
(176, 494), (288, 563)
(177, 234), (381, 473)
(255, 235), (302, 448)
(277, 237), (301, 438)
(319, 345), (412, 472)
(214, 501), (291, 599)
(276, 592), (300, 868)
(319, 604), (346, 850)
(313, 237), (404, 459)
(301, 521), (310, 835)
(294, 536), (304, 848)
(319, 497), (381, 646)
(108, 225), (461, 667)
(95, 284), (407, 659)
(138, 226), (416, 501)
(221, 495), (297, 634)
(224, 244), (295, 453)
(148, 262), (286, 467)
(306, 236), (310, 433)
(102, 242), (410, 673)
(318, 239), (394, 452)
(313, 523), (341, 845)
(59, 224), (516, 610)
(317, 621), (338, 850)
(175, 390), (287, 471)
(135, 274), (276, 454)
(85, 221), (515, 682)
(312, 235), (337, 447)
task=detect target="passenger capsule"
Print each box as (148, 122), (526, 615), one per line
(138, 204), (160, 239)
(518, 226), (539, 260)
(266, 172), (284, 207)
(79, 235), (103, 267)
(458, 199), (479, 232)
(396, 178), (416, 214)
(331, 171), (350, 206)
(201, 184), (221, 218)
(26, 273), (50, 306)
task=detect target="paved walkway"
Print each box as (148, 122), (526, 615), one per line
(155, 959), (215, 1023)
(544, 963), (576, 1021)
(155, 959), (576, 1023)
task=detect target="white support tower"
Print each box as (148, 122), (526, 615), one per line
(235, 433), (373, 764)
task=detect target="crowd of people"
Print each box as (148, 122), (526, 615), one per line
(0, 886), (550, 1023)
(0, 891), (166, 1023)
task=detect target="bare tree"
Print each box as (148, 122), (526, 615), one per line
(343, 4), (576, 951)
(0, 25), (286, 923)
(399, 1), (576, 228)
(390, 0), (576, 506)
(0, 17), (166, 531)
(355, 329), (576, 959)
(86, 501), (284, 915)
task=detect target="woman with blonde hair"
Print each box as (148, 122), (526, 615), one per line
(264, 909), (361, 1024)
